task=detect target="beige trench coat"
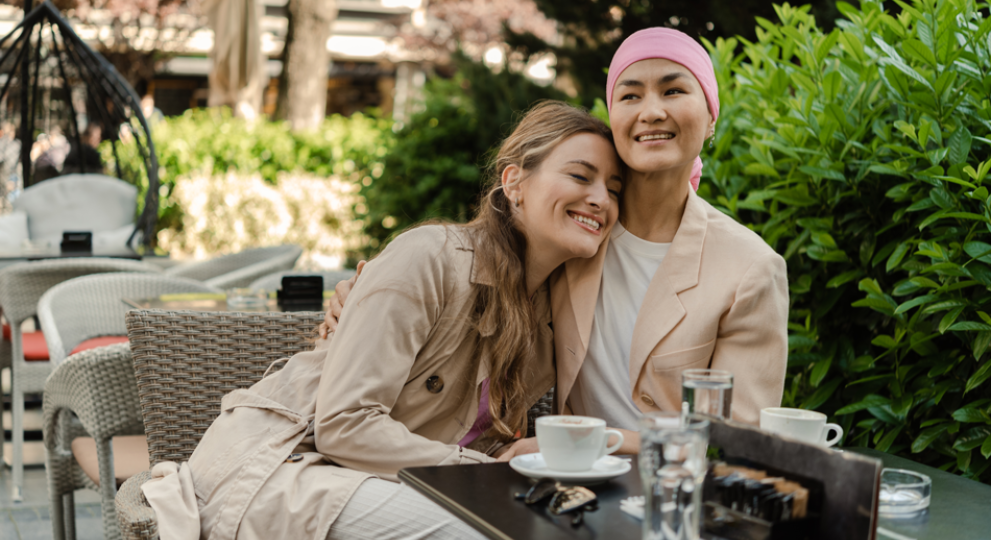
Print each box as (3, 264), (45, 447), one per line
(181, 225), (556, 540)
(551, 190), (789, 425)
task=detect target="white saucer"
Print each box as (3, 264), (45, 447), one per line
(509, 453), (631, 484)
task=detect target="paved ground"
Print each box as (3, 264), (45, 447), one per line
(0, 466), (106, 540)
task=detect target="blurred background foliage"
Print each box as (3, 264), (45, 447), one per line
(107, 0), (991, 483)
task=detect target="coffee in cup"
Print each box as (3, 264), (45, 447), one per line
(535, 415), (624, 472)
(759, 407), (843, 447)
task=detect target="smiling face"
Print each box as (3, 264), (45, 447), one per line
(504, 132), (623, 261)
(609, 58), (714, 176)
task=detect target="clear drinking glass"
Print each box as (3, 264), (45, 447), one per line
(639, 412), (710, 540)
(681, 369), (734, 419)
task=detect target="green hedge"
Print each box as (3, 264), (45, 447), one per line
(702, 0), (991, 481)
(104, 108), (390, 235)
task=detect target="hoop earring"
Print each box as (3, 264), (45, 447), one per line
(515, 198), (520, 208)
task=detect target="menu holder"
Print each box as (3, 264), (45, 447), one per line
(703, 419), (881, 540)
(277, 275), (324, 311)
(61, 231), (92, 254)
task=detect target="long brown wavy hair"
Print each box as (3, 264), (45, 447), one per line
(466, 100), (617, 439)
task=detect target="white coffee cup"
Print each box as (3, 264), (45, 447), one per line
(760, 407), (843, 447)
(535, 415), (625, 472)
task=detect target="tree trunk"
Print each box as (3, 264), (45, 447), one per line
(276, 0), (336, 130)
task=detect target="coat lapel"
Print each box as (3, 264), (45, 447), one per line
(628, 191), (708, 385)
(551, 236), (610, 412)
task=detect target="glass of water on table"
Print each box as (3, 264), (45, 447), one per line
(640, 412), (710, 540)
(681, 368), (733, 419)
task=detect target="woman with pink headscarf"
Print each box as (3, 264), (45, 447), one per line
(496, 27), (789, 456)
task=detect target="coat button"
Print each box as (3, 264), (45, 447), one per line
(426, 375), (444, 393)
(641, 394), (655, 407)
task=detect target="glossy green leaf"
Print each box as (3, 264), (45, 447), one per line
(912, 423), (951, 453)
(810, 355), (833, 388)
(964, 242), (991, 264)
(801, 379), (842, 411)
(952, 408), (989, 423)
(940, 307), (966, 333)
(953, 427), (991, 451)
(886, 241), (912, 271)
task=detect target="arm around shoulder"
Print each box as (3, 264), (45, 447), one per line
(710, 250), (789, 425)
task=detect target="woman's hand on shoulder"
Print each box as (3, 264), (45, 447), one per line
(318, 260), (365, 338)
(494, 437), (541, 462)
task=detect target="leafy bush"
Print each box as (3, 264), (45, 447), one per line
(702, 0), (991, 481)
(105, 108), (390, 237)
(355, 56), (567, 254)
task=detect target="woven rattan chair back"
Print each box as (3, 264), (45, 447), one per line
(125, 309), (323, 465)
(39, 273), (221, 366)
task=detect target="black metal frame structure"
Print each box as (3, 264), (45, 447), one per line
(0, 0), (159, 248)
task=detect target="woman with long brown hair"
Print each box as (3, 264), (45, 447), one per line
(144, 101), (624, 540)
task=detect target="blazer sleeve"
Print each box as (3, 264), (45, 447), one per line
(313, 227), (491, 479)
(710, 250), (789, 425)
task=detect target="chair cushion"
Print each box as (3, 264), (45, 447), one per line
(0, 211), (28, 250)
(71, 435), (150, 488)
(70, 335), (129, 355)
(1, 324), (49, 361)
(12, 174), (137, 240)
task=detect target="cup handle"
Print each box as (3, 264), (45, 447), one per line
(823, 423), (844, 447)
(603, 429), (624, 455)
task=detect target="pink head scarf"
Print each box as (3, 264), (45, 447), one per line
(606, 28), (720, 191)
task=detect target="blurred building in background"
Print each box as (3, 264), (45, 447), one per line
(0, 0), (431, 119)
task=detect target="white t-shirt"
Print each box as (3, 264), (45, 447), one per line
(570, 222), (670, 431)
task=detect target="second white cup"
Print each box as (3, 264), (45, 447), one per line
(536, 415), (624, 472)
(759, 407), (843, 447)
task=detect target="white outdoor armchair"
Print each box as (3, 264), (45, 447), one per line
(0, 257), (160, 501)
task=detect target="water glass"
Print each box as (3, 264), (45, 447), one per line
(639, 412), (710, 540)
(681, 369), (733, 419)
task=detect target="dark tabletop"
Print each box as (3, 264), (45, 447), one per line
(399, 448), (991, 540)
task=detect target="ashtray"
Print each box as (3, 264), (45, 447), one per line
(878, 468), (930, 517)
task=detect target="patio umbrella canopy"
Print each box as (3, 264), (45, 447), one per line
(0, 0), (159, 248)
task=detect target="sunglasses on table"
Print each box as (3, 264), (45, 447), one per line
(514, 477), (599, 526)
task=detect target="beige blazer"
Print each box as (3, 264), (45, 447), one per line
(551, 190), (789, 425)
(181, 225), (556, 540)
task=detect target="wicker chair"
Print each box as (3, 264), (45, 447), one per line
(248, 269), (357, 292)
(38, 274), (222, 540)
(44, 344), (143, 540)
(115, 309), (554, 540)
(164, 245), (303, 289)
(0, 258), (161, 502)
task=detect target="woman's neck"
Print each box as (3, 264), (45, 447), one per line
(525, 249), (563, 298)
(621, 166), (692, 243)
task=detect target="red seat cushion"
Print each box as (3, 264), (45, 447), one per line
(70, 336), (129, 355)
(2, 324), (49, 361)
